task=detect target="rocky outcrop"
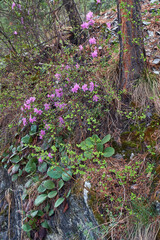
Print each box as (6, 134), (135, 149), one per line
(0, 167), (101, 240)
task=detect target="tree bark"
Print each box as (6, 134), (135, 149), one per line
(117, 0), (146, 91)
(62, 0), (83, 44)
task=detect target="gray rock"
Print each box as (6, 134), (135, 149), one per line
(152, 59), (160, 64)
(0, 167), (102, 240)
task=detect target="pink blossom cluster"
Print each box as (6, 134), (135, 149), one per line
(55, 88), (63, 98)
(89, 37), (96, 45)
(96, 0), (101, 3)
(81, 11), (95, 29)
(55, 73), (61, 80)
(47, 94), (55, 99)
(34, 108), (43, 115)
(54, 102), (67, 109)
(40, 130), (45, 139)
(59, 117), (65, 127)
(71, 82), (96, 93)
(44, 103), (50, 111)
(91, 48), (98, 58)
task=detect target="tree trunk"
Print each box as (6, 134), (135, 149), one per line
(63, 0), (83, 44)
(117, 0), (146, 91)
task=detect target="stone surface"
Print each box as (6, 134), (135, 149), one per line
(0, 167), (101, 240)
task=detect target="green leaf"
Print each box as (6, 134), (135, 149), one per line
(21, 134), (32, 144)
(91, 134), (100, 142)
(101, 134), (111, 144)
(96, 143), (104, 153)
(62, 170), (72, 182)
(38, 184), (46, 193)
(25, 179), (33, 188)
(48, 191), (57, 198)
(103, 147), (115, 157)
(17, 145), (22, 152)
(41, 141), (51, 151)
(12, 174), (18, 181)
(47, 166), (62, 179)
(49, 209), (54, 216)
(29, 125), (37, 135)
(10, 155), (21, 163)
(22, 223), (32, 232)
(37, 210), (44, 216)
(66, 189), (71, 198)
(25, 161), (36, 173)
(12, 164), (19, 174)
(30, 210), (38, 218)
(44, 203), (50, 213)
(85, 137), (94, 148)
(43, 180), (55, 189)
(84, 150), (93, 159)
(34, 194), (47, 206)
(38, 162), (47, 173)
(54, 197), (65, 208)
(58, 179), (64, 190)
(18, 169), (23, 176)
(41, 220), (49, 229)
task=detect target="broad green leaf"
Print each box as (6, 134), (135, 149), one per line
(66, 189), (71, 198)
(96, 143), (104, 153)
(47, 166), (62, 179)
(54, 197), (65, 208)
(21, 134), (32, 144)
(22, 223), (32, 232)
(25, 161), (36, 173)
(17, 146), (22, 151)
(101, 134), (111, 144)
(58, 179), (64, 190)
(25, 179), (33, 188)
(84, 150), (93, 159)
(10, 155), (21, 163)
(41, 220), (49, 229)
(34, 194), (47, 206)
(29, 125), (37, 135)
(38, 162), (47, 173)
(18, 169), (23, 176)
(44, 203), (50, 213)
(62, 170), (72, 182)
(43, 180), (55, 189)
(12, 164), (19, 174)
(30, 210), (38, 218)
(37, 210), (44, 216)
(91, 134), (100, 142)
(103, 147), (115, 157)
(12, 174), (18, 181)
(49, 209), (54, 216)
(85, 138), (94, 148)
(48, 191), (57, 198)
(38, 184), (46, 193)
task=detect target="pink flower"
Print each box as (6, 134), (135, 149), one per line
(48, 153), (53, 158)
(50, 94), (55, 99)
(12, 2), (16, 10)
(86, 11), (93, 21)
(96, 0), (101, 3)
(76, 63), (80, 69)
(81, 22), (89, 29)
(79, 45), (83, 51)
(44, 103), (50, 110)
(82, 84), (88, 92)
(55, 88), (63, 98)
(21, 107), (24, 111)
(34, 108), (42, 115)
(106, 22), (111, 29)
(31, 97), (35, 102)
(89, 82), (94, 92)
(38, 157), (43, 163)
(45, 124), (50, 130)
(17, 4), (21, 10)
(14, 31), (17, 35)
(71, 83), (80, 93)
(88, 19), (95, 26)
(29, 115), (36, 123)
(91, 50), (98, 58)
(89, 37), (96, 45)
(55, 73), (61, 80)
(24, 103), (31, 110)
(65, 65), (70, 70)
(59, 117), (65, 127)
(22, 117), (27, 126)
(93, 95), (99, 102)
(21, 17), (24, 24)
(40, 130), (45, 139)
